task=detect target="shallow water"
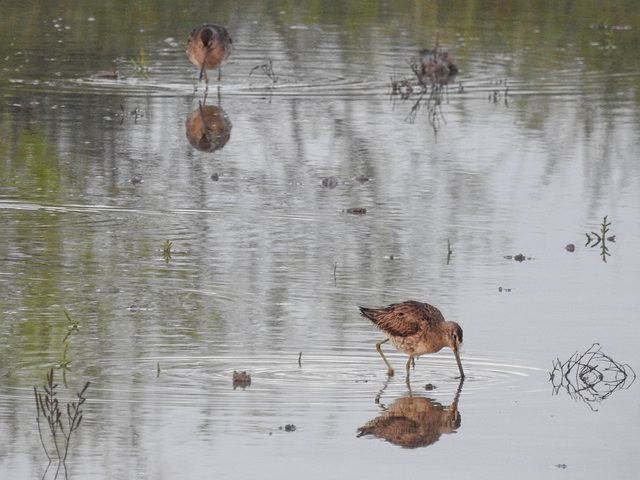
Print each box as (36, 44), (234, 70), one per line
(1, 1), (640, 479)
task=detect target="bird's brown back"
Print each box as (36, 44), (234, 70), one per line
(359, 300), (446, 339)
(187, 24), (232, 69)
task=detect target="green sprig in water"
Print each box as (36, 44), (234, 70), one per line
(131, 47), (150, 74)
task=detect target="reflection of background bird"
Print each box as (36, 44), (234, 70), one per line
(185, 102), (232, 152)
(360, 301), (464, 378)
(357, 391), (462, 448)
(187, 24), (232, 83)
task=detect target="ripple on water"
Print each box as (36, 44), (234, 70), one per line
(44, 350), (547, 411)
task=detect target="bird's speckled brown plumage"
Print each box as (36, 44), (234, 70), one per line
(360, 300), (464, 378)
(186, 23), (232, 83)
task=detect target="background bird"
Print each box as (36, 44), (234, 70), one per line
(187, 23), (232, 83)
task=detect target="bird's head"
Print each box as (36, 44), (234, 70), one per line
(446, 322), (465, 379)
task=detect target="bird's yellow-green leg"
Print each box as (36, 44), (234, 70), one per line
(217, 67), (222, 82)
(405, 356), (414, 375)
(376, 338), (394, 376)
(199, 57), (208, 83)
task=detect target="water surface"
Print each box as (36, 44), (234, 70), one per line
(1, 1), (639, 479)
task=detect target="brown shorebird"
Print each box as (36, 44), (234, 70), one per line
(419, 47), (458, 85)
(186, 23), (232, 83)
(360, 300), (464, 378)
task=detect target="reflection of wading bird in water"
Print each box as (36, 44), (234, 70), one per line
(357, 380), (463, 448)
(187, 24), (232, 83)
(360, 301), (464, 378)
(185, 101), (232, 152)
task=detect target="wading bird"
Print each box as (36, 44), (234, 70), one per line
(360, 300), (464, 378)
(419, 47), (458, 85)
(187, 23), (232, 83)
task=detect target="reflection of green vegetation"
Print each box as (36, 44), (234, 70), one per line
(3, 129), (62, 195)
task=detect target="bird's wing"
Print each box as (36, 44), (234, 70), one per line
(360, 301), (442, 338)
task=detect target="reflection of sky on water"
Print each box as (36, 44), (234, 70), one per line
(1, 1), (640, 478)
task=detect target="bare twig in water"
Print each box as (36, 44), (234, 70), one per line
(34, 368), (90, 479)
(250, 60), (278, 83)
(549, 343), (635, 411)
(389, 59), (451, 134)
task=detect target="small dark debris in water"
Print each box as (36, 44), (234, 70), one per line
(211, 172), (219, 181)
(389, 254), (395, 260)
(565, 244), (575, 252)
(356, 175), (370, 183)
(321, 176), (339, 188)
(131, 176), (142, 185)
(504, 253), (531, 262)
(424, 383), (436, 391)
(555, 464), (567, 469)
(128, 304), (139, 312)
(498, 286), (512, 292)
(346, 207), (366, 215)
(280, 424), (296, 432)
(95, 71), (118, 79)
(233, 371), (251, 389)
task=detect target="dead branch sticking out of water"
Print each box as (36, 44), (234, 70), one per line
(250, 59), (278, 83)
(488, 79), (509, 107)
(390, 57), (456, 133)
(549, 343), (635, 411)
(34, 368), (90, 480)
